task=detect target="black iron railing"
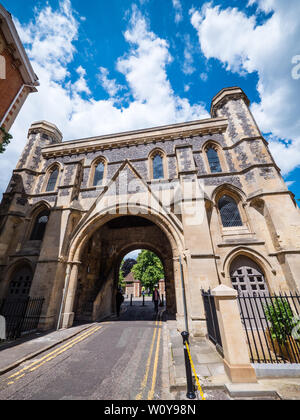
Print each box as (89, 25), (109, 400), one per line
(0, 297), (44, 342)
(237, 291), (300, 364)
(202, 289), (223, 356)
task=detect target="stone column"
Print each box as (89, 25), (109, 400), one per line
(61, 262), (81, 329)
(212, 285), (257, 383)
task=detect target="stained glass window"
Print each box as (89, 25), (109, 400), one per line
(206, 147), (222, 173)
(153, 154), (164, 180)
(46, 168), (59, 192)
(218, 195), (243, 227)
(93, 162), (105, 186)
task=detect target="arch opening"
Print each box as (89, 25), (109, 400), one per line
(72, 215), (177, 324)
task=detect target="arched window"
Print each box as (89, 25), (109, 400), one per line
(30, 210), (50, 241)
(46, 167), (59, 192)
(152, 153), (164, 180)
(206, 146), (222, 173)
(218, 195), (243, 227)
(93, 161), (105, 186)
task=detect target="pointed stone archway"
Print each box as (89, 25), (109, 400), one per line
(59, 206), (188, 331)
(70, 216), (176, 324)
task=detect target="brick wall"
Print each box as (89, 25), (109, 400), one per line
(0, 47), (24, 128)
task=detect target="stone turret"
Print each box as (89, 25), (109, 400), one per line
(211, 87), (261, 143)
(16, 121), (62, 172)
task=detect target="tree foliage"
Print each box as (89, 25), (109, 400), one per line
(121, 258), (137, 278)
(131, 250), (164, 291)
(264, 298), (297, 344)
(118, 260), (125, 288)
(0, 127), (12, 154)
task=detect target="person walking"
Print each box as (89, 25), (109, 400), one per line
(116, 288), (124, 318)
(152, 286), (160, 314)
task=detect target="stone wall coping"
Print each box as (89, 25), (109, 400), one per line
(211, 284), (238, 297)
(40, 117), (228, 157)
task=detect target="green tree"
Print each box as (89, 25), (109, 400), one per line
(0, 127), (12, 154)
(118, 260), (125, 289)
(131, 250), (164, 292)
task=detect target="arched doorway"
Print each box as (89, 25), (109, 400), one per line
(230, 255), (269, 296)
(7, 265), (33, 299)
(71, 215), (177, 325)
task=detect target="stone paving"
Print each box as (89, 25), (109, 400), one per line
(167, 320), (228, 393)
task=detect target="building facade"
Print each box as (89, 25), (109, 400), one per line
(0, 87), (300, 337)
(124, 272), (141, 298)
(0, 4), (39, 138)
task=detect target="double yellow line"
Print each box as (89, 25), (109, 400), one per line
(135, 312), (163, 400)
(5, 325), (102, 386)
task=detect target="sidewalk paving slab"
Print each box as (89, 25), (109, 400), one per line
(165, 320), (300, 399)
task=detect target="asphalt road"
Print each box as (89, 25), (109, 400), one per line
(0, 299), (169, 401)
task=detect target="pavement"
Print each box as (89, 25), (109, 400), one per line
(166, 320), (300, 400)
(1, 302), (300, 400)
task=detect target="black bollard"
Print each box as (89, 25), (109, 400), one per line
(142, 294), (145, 306)
(181, 331), (196, 400)
(130, 294), (133, 306)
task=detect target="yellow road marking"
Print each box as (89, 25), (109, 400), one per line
(5, 325), (102, 385)
(147, 314), (162, 400)
(28, 326), (102, 373)
(135, 314), (160, 400)
(6, 325), (99, 380)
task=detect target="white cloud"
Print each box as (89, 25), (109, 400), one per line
(190, 0), (300, 175)
(200, 72), (208, 82)
(285, 180), (295, 188)
(182, 34), (196, 75)
(172, 0), (183, 23)
(98, 67), (123, 97)
(0, 1), (208, 196)
(73, 66), (91, 95)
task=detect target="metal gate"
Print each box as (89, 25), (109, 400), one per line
(202, 290), (223, 356)
(0, 297), (44, 341)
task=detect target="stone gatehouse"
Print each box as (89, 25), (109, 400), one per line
(0, 86), (300, 336)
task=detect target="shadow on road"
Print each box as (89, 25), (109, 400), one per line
(107, 299), (176, 323)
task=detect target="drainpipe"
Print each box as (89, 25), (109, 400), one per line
(0, 84), (37, 128)
(179, 254), (189, 333)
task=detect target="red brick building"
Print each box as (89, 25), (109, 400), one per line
(124, 272), (141, 298)
(0, 4), (38, 138)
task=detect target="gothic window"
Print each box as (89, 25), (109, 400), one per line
(8, 266), (33, 298)
(153, 154), (164, 179)
(46, 167), (59, 192)
(218, 195), (243, 228)
(30, 210), (50, 241)
(206, 146), (222, 173)
(150, 151), (165, 180)
(93, 161), (105, 186)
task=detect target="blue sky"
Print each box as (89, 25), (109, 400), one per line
(1, 0), (299, 204)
